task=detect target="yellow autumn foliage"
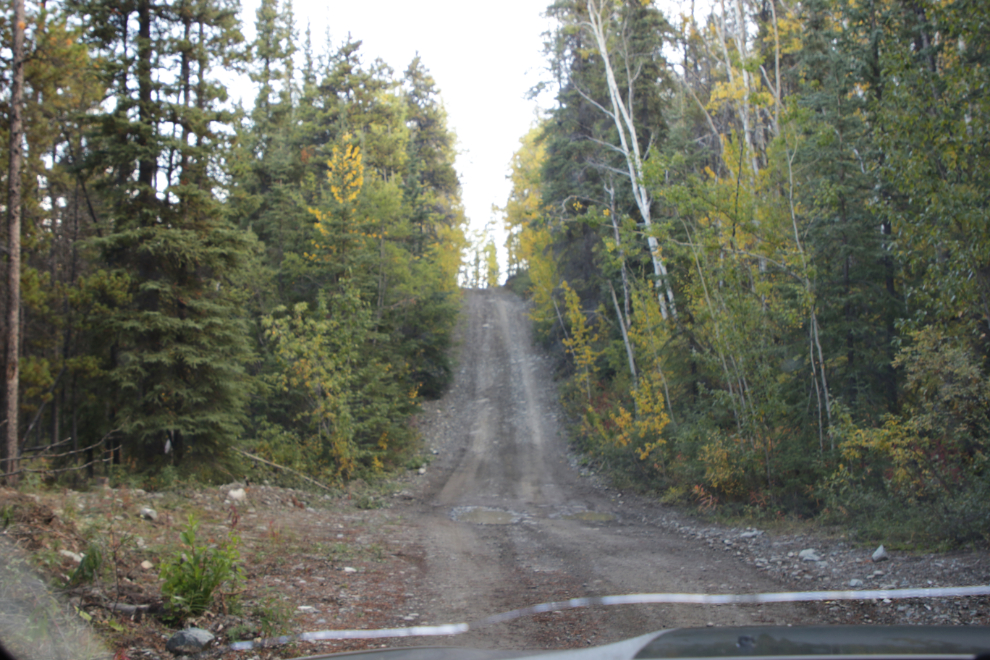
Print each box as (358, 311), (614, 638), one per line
(519, 226), (559, 327)
(327, 135), (364, 205)
(561, 281), (603, 401)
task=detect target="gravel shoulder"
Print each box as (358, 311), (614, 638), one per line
(1, 288), (988, 660)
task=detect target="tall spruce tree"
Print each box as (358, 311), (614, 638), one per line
(403, 57), (460, 253)
(795, 0), (902, 416)
(71, 0), (258, 467)
(398, 57), (465, 396)
(230, 0), (307, 303)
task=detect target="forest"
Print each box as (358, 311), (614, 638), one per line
(2, 0), (989, 548)
(0, 0), (472, 487)
(502, 0), (990, 545)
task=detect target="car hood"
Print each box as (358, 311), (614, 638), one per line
(288, 626), (990, 660)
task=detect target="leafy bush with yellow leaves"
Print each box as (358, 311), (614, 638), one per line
(827, 328), (990, 544)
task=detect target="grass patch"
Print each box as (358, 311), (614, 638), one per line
(251, 590), (294, 637)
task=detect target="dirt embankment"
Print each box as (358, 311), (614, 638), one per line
(2, 288), (989, 660)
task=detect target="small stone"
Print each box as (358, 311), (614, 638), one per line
(166, 628), (214, 655)
(139, 507), (158, 521)
(848, 579), (864, 588)
(418, 466), (426, 475)
(297, 606), (317, 613)
(740, 530), (761, 539)
(343, 567), (357, 573)
(798, 549), (821, 562)
(59, 550), (83, 564)
(141, 560), (154, 570)
(872, 545), (889, 562)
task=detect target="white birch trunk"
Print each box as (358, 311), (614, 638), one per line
(585, 0), (677, 320)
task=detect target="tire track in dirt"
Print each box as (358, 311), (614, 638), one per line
(399, 289), (820, 651)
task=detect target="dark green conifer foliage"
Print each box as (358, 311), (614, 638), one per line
(230, 0), (310, 306)
(3, 0), (469, 484)
(228, 34), (468, 475)
(398, 58), (463, 396)
(403, 57), (460, 249)
(795, 0), (902, 416)
(72, 0), (258, 466)
(539, 0), (674, 333)
(870, 0), (990, 340)
(539, 1), (619, 331)
(0, 3), (105, 468)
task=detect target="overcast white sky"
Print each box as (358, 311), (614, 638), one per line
(235, 0), (557, 275)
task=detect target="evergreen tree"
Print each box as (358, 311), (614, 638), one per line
(4, 0), (26, 483)
(230, 0), (309, 306)
(2, 1), (104, 474)
(71, 0), (258, 467)
(403, 56), (461, 255)
(795, 0), (902, 416)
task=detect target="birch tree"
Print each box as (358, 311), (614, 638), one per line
(580, 0), (677, 320)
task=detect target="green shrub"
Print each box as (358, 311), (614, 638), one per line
(159, 515), (243, 623)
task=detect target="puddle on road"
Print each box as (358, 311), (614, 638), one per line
(451, 506), (518, 525)
(562, 511), (615, 522)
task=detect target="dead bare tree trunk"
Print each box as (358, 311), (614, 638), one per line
(5, 0), (25, 485)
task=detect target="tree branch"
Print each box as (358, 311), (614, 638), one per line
(234, 447), (334, 492)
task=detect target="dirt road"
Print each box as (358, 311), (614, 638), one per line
(399, 289), (818, 651)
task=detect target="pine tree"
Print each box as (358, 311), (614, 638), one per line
(229, 0), (309, 306)
(2, 1), (104, 475)
(4, 0), (26, 483)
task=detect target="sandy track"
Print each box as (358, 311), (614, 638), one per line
(398, 289), (819, 651)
